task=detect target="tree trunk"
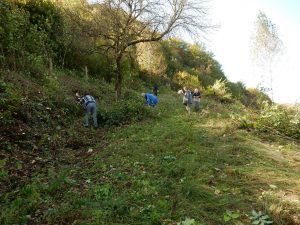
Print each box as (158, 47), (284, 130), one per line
(269, 64), (274, 102)
(115, 55), (122, 100)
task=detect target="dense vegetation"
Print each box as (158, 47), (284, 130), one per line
(1, 0), (300, 225)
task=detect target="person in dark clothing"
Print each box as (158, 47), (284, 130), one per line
(192, 88), (201, 112)
(153, 84), (159, 96)
(75, 91), (98, 128)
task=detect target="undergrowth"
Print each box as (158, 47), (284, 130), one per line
(1, 70), (300, 225)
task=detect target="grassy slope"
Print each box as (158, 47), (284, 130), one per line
(80, 91), (299, 225)
(1, 78), (300, 224)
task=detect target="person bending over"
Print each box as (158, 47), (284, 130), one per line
(75, 91), (98, 128)
(142, 92), (158, 107)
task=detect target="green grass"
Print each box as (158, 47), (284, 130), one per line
(1, 88), (300, 224)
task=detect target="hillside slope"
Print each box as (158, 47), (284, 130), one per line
(1, 79), (300, 224)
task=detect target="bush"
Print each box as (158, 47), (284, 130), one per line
(172, 70), (201, 90)
(206, 79), (232, 102)
(255, 102), (300, 139)
(227, 81), (248, 102)
(0, 78), (22, 126)
(0, 0), (63, 74)
(99, 97), (152, 126)
(236, 102), (300, 140)
(243, 88), (271, 109)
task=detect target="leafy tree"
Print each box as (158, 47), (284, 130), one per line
(21, 0), (64, 71)
(136, 42), (167, 77)
(75, 0), (213, 99)
(172, 70), (200, 89)
(0, 1), (29, 70)
(0, 0), (65, 75)
(251, 11), (283, 101)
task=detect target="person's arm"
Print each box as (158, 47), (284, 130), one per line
(75, 96), (83, 103)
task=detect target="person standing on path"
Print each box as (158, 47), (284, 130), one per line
(192, 88), (201, 112)
(75, 91), (98, 128)
(178, 87), (192, 115)
(153, 84), (158, 96)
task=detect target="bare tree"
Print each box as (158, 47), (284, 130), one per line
(251, 11), (283, 101)
(74, 0), (213, 99)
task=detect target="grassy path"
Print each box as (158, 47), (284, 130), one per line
(75, 91), (300, 224)
(1, 91), (300, 225)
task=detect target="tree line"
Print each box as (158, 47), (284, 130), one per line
(0, 0), (269, 106)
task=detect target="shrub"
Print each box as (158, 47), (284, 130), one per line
(0, 78), (22, 125)
(99, 97), (152, 126)
(227, 81), (252, 105)
(206, 79), (232, 102)
(243, 88), (271, 109)
(236, 102), (300, 140)
(172, 70), (201, 90)
(255, 102), (300, 139)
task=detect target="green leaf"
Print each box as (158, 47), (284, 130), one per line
(231, 212), (240, 219)
(224, 214), (231, 222)
(251, 210), (258, 217)
(181, 218), (195, 225)
(261, 215), (269, 220)
(252, 220), (260, 225)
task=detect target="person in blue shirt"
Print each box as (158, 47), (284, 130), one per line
(142, 93), (158, 107)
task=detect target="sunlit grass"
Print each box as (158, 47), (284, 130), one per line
(1, 89), (300, 224)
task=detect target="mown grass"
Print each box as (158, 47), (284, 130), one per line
(1, 86), (300, 224)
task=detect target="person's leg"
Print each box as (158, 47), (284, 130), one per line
(84, 104), (94, 127)
(84, 106), (90, 127)
(186, 105), (191, 115)
(194, 101), (200, 112)
(91, 103), (98, 127)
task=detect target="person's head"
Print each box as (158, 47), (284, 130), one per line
(183, 86), (187, 91)
(194, 88), (199, 93)
(84, 92), (90, 96)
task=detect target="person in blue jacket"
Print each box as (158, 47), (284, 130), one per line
(142, 93), (158, 107)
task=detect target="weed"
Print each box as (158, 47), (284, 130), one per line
(250, 210), (273, 225)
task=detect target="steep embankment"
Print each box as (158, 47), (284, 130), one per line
(1, 78), (300, 225)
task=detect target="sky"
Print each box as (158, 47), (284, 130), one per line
(204, 0), (300, 103)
